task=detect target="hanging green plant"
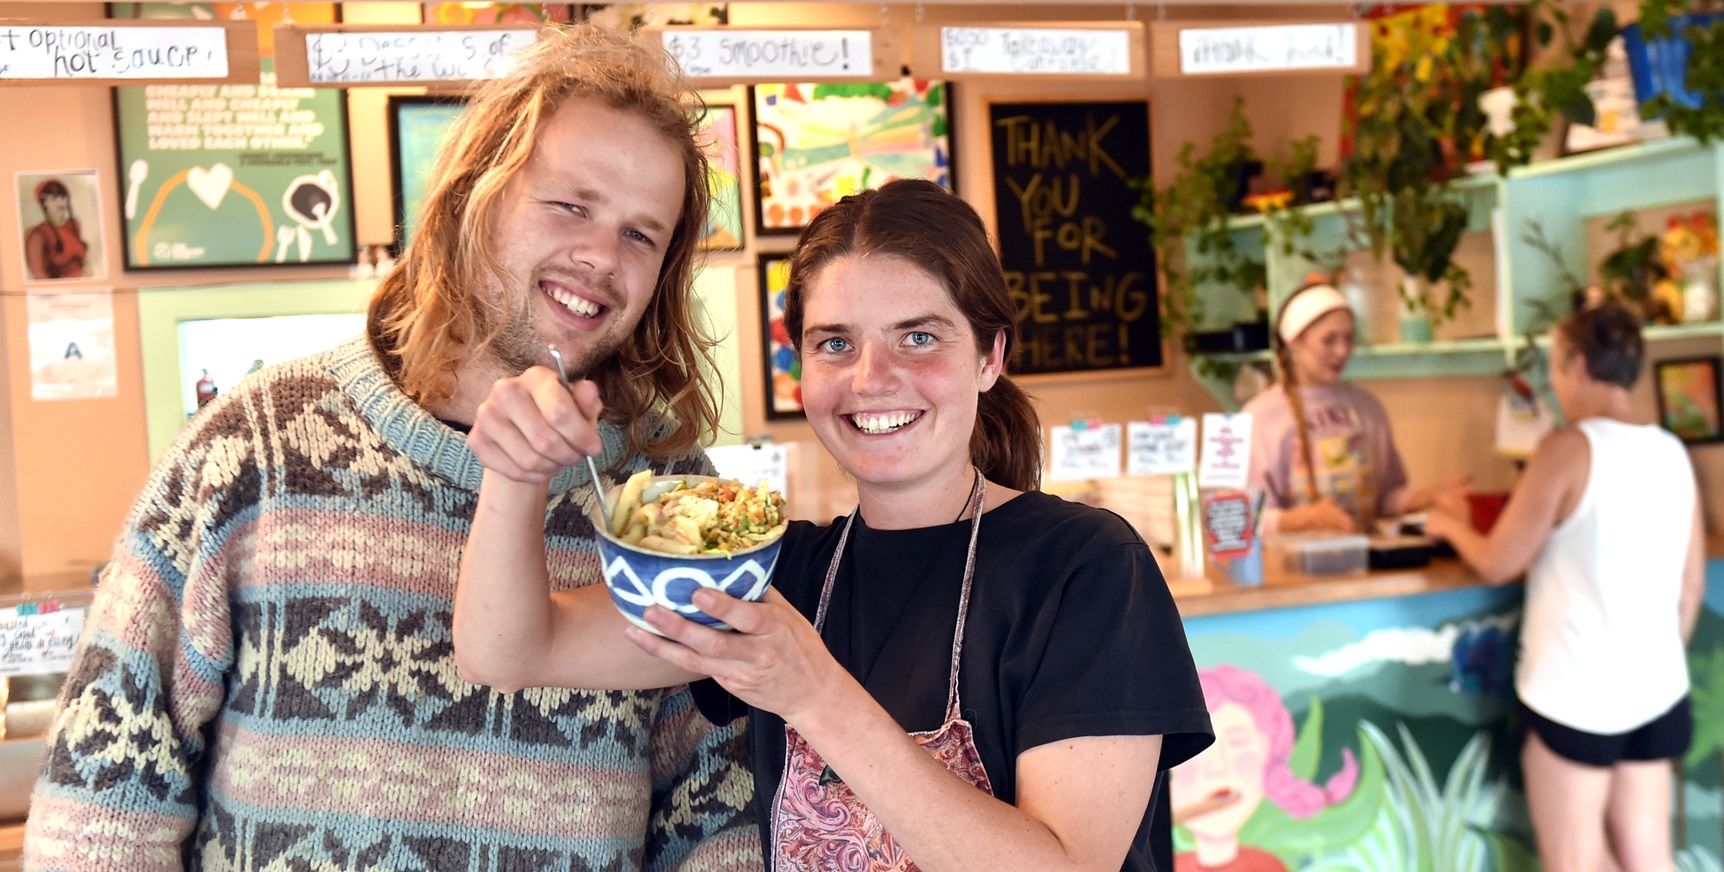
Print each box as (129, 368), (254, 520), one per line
(1340, 6), (1515, 325)
(1129, 96), (1265, 339)
(1489, 0), (1620, 172)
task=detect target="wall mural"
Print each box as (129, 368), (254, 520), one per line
(1175, 576), (1724, 871)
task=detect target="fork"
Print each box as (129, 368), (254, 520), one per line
(548, 346), (612, 529)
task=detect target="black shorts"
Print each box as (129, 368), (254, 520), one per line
(1516, 695), (1692, 768)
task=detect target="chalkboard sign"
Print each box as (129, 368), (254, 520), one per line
(990, 100), (1159, 375)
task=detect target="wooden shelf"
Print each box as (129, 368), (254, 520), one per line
(1509, 136), (1703, 181)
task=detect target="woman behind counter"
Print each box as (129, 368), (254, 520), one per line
(455, 179), (1214, 871)
(1424, 300), (1703, 872)
(1244, 282), (1468, 534)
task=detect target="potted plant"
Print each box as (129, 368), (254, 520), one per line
(1130, 96), (1264, 344)
(1489, 0), (1621, 172)
(1340, 6), (1521, 338)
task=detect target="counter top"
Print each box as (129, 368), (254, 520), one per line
(1169, 558), (1488, 618)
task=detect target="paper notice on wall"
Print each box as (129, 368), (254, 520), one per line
(1128, 417), (1198, 476)
(28, 291), (117, 400)
(0, 600), (85, 677)
(706, 442), (790, 496)
(1197, 412), (1253, 490)
(1048, 421), (1123, 481)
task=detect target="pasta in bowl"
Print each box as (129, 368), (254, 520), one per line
(592, 472), (788, 633)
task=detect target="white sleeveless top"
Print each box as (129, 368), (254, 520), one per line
(1518, 418), (1696, 733)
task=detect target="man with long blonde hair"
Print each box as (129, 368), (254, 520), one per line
(27, 26), (756, 871)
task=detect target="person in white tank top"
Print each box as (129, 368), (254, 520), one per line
(1425, 300), (1705, 872)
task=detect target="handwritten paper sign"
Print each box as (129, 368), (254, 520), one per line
(277, 27), (538, 86)
(655, 28), (881, 83)
(1152, 21), (1366, 78)
(1198, 413), (1253, 490)
(0, 600), (85, 677)
(991, 101), (1160, 374)
(706, 442), (791, 496)
(1128, 417), (1197, 476)
(0, 22), (242, 83)
(1201, 491), (1255, 559)
(932, 24), (1140, 77)
(1048, 421), (1123, 481)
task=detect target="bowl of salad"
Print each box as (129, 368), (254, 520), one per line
(592, 472), (789, 633)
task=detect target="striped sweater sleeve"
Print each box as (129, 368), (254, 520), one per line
(25, 405), (241, 870)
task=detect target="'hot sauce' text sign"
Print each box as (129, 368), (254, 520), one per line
(989, 101), (1159, 375)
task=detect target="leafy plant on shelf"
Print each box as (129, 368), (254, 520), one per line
(1341, 6), (1519, 326)
(1638, 0), (1724, 143)
(1515, 217), (1590, 376)
(1129, 96), (1264, 341)
(1490, 0), (1621, 172)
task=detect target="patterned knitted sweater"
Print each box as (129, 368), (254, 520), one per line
(25, 337), (760, 871)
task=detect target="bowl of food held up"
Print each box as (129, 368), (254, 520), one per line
(592, 471), (788, 633)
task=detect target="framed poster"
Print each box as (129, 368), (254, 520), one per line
(699, 103), (745, 251)
(388, 95), (468, 254)
(750, 79), (953, 235)
(111, 3), (356, 269)
(15, 170), (107, 284)
(989, 100), (1161, 376)
(758, 253), (801, 419)
(1655, 356), (1724, 444)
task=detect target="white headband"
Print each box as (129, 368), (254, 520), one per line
(1276, 285), (1351, 343)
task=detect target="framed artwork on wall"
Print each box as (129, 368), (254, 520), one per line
(110, 2), (356, 270)
(1655, 356), (1724, 444)
(698, 103), (745, 251)
(421, 2), (575, 23)
(749, 79), (953, 236)
(757, 253), (801, 419)
(388, 95), (469, 254)
(15, 169), (108, 284)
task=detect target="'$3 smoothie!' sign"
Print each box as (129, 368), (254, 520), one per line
(990, 101), (1160, 374)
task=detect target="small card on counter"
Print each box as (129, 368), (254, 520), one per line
(706, 442), (790, 495)
(1197, 412), (1252, 490)
(1047, 421), (1122, 481)
(1128, 417), (1197, 476)
(0, 600), (85, 677)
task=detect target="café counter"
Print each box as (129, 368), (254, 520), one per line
(1160, 538), (1724, 864)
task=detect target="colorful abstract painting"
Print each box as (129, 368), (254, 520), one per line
(758, 254), (800, 419)
(751, 80), (952, 235)
(699, 104), (744, 251)
(1656, 356), (1724, 443)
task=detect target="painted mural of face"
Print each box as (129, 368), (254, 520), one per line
(1173, 701), (1269, 842)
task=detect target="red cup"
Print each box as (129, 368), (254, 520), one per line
(1466, 492), (1509, 534)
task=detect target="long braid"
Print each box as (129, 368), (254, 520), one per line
(1275, 319), (1321, 506)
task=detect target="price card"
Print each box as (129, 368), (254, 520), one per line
(0, 600), (85, 677)
(1197, 412), (1253, 490)
(656, 28), (878, 82)
(706, 442), (790, 496)
(1128, 417), (1197, 476)
(301, 28), (537, 84)
(1047, 420), (1122, 481)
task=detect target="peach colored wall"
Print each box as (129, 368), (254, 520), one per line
(0, 1), (1711, 580)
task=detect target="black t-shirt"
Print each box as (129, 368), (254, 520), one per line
(694, 490), (1214, 871)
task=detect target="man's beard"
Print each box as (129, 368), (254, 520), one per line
(486, 279), (622, 382)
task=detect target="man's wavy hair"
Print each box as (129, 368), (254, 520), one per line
(368, 24), (720, 461)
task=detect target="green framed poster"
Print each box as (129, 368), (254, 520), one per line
(111, 4), (355, 269)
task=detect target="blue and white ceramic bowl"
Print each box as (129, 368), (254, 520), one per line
(591, 475), (784, 634)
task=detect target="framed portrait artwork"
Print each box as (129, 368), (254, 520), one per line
(750, 79), (953, 236)
(698, 104), (745, 251)
(758, 253), (801, 419)
(1655, 356), (1724, 444)
(110, 2), (356, 269)
(15, 169), (108, 284)
(388, 95), (469, 254)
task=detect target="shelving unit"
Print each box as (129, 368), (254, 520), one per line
(1186, 137), (1724, 409)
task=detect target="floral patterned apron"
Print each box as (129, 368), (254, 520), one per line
(770, 471), (995, 872)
